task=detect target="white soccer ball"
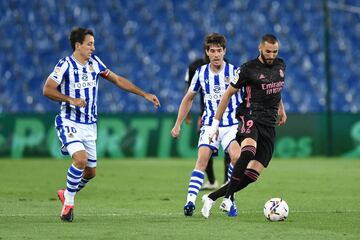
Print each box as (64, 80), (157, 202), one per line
(263, 198), (289, 221)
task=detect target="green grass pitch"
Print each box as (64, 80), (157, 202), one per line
(0, 158), (359, 240)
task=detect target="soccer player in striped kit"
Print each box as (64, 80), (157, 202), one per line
(185, 57), (233, 189)
(171, 33), (242, 217)
(43, 27), (160, 222)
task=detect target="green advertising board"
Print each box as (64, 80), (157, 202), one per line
(0, 113), (359, 159)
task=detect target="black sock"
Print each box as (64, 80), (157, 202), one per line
(208, 183), (228, 201)
(205, 157), (215, 184)
(235, 168), (259, 192)
(225, 146), (256, 198)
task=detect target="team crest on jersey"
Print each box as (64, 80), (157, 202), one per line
(54, 67), (61, 75)
(81, 74), (88, 81)
(279, 69), (284, 78)
(89, 64), (94, 72)
(224, 76), (230, 83)
(214, 85), (221, 93)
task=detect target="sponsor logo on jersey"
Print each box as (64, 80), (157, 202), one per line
(204, 93), (223, 100)
(258, 73), (265, 80)
(72, 80), (97, 89)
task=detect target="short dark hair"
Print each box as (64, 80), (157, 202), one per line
(69, 27), (94, 51)
(261, 34), (278, 45)
(203, 33), (226, 62)
(204, 33), (227, 51)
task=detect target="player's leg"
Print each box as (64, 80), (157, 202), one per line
(224, 138), (257, 200)
(232, 160), (264, 193)
(232, 126), (275, 193)
(222, 140), (241, 216)
(59, 145), (87, 222)
(54, 117), (87, 221)
(224, 152), (231, 183)
(206, 126), (240, 202)
(184, 146), (213, 216)
(76, 140), (97, 192)
(202, 157), (219, 190)
(202, 126), (240, 217)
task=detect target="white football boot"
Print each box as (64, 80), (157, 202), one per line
(219, 197), (232, 212)
(201, 194), (214, 219)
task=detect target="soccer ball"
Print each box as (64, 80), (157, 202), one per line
(263, 198), (289, 221)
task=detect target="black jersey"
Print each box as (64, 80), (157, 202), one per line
(231, 57), (286, 126)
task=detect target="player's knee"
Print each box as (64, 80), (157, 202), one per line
(244, 168), (260, 183)
(240, 145), (257, 159)
(195, 158), (209, 171)
(72, 152), (88, 169)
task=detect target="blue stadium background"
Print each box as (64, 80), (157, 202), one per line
(0, 0), (359, 114)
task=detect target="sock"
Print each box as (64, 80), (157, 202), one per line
(205, 157), (215, 184)
(235, 168), (260, 192)
(208, 183), (228, 201)
(64, 164), (84, 205)
(76, 178), (89, 192)
(186, 170), (204, 204)
(225, 146), (256, 198)
(224, 152), (231, 183)
(227, 163), (234, 182)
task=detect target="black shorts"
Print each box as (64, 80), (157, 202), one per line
(236, 116), (275, 168)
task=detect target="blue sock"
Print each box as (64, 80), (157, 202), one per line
(186, 170), (204, 204)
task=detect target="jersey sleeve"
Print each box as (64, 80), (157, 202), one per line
(48, 58), (69, 85)
(230, 64), (248, 89)
(93, 54), (110, 78)
(188, 69), (201, 93)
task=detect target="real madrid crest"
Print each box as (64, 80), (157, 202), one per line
(279, 69), (284, 78)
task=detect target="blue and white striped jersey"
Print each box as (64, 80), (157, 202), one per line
(189, 62), (242, 127)
(48, 54), (109, 124)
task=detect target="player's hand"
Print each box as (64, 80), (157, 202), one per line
(171, 125), (181, 138)
(144, 93), (161, 109)
(196, 116), (202, 131)
(185, 114), (192, 125)
(277, 108), (287, 126)
(69, 98), (86, 108)
(208, 119), (220, 143)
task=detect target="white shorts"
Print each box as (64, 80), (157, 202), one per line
(55, 115), (97, 168)
(198, 124), (238, 156)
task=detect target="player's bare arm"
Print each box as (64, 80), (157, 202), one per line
(42, 78), (86, 107)
(171, 91), (196, 138)
(105, 70), (160, 108)
(277, 98), (287, 126)
(209, 85), (238, 142)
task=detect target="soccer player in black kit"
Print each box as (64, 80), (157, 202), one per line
(201, 34), (287, 218)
